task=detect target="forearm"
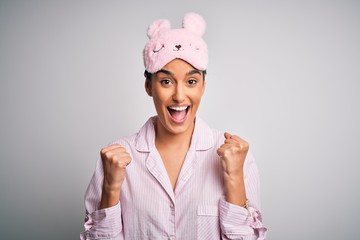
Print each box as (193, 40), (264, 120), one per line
(100, 183), (121, 209)
(224, 173), (247, 207)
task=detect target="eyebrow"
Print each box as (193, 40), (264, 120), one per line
(187, 69), (202, 76)
(156, 69), (202, 77)
(157, 69), (173, 76)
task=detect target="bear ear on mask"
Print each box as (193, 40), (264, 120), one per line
(147, 19), (171, 39)
(143, 12), (208, 74)
(182, 12), (206, 36)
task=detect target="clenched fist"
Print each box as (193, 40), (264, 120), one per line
(217, 132), (249, 177)
(100, 144), (131, 208)
(217, 132), (249, 206)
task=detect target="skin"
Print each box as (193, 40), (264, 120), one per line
(145, 59), (205, 190)
(100, 59), (249, 209)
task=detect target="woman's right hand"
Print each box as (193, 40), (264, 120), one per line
(100, 144), (132, 208)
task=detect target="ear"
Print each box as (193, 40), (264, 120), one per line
(145, 78), (152, 96)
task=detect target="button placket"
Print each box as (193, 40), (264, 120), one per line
(169, 200), (176, 238)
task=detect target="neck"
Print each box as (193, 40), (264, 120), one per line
(154, 118), (195, 150)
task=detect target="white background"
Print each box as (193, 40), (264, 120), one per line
(0, 1), (359, 239)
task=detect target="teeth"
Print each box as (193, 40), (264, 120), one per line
(169, 106), (188, 111)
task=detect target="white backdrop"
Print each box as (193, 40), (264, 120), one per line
(0, 1), (359, 239)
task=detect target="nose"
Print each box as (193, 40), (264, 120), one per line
(175, 44), (181, 50)
(172, 84), (185, 102)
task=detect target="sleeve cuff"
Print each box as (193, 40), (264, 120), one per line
(219, 197), (267, 240)
(82, 202), (122, 239)
(219, 197), (251, 225)
(90, 202), (121, 222)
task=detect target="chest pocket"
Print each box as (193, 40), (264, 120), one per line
(197, 205), (220, 239)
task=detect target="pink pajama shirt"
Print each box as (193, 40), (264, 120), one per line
(80, 116), (267, 240)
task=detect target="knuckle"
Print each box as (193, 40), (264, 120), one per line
(110, 157), (119, 164)
(100, 147), (107, 155)
(122, 155), (129, 162)
(240, 141), (249, 150)
(118, 161), (127, 168)
(104, 151), (113, 159)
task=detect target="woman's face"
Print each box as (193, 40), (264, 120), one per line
(145, 59), (205, 136)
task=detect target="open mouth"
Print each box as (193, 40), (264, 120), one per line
(167, 105), (190, 123)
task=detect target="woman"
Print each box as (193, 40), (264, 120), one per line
(80, 13), (267, 240)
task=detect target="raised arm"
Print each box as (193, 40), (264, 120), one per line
(80, 144), (131, 240)
(217, 132), (267, 239)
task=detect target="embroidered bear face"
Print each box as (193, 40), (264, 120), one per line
(148, 29), (203, 55)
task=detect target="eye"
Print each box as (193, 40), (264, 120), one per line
(160, 79), (172, 86)
(187, 79), (198, 85)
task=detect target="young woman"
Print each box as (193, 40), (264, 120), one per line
(80, 13), (267, 240)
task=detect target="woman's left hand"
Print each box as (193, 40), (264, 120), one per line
(217, 132), (249, 178)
